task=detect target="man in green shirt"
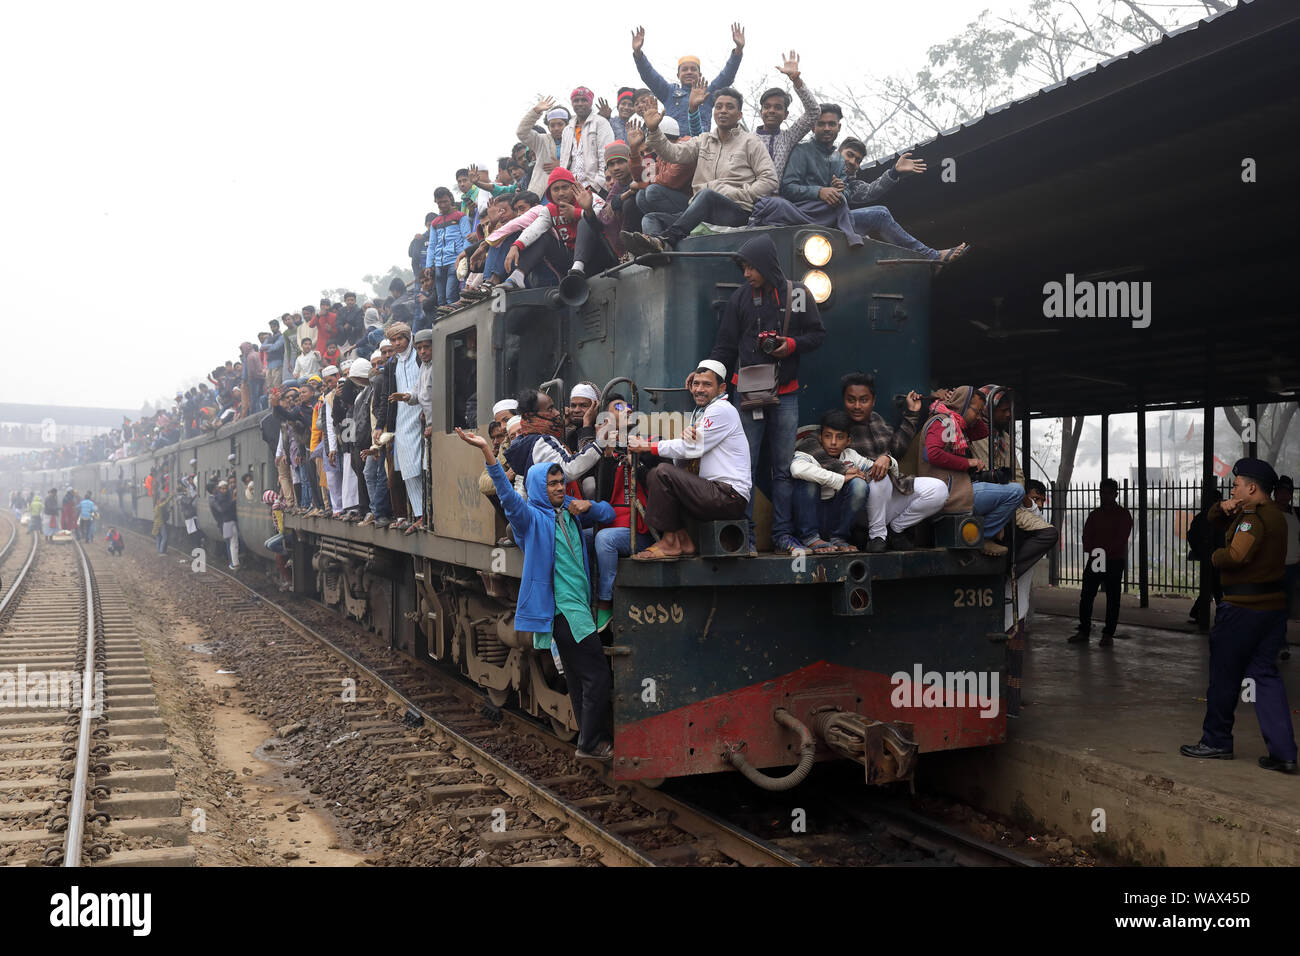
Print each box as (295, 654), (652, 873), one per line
(458, 427), (617, 759)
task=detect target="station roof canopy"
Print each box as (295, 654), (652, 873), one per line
(858, 0), (1300, 419)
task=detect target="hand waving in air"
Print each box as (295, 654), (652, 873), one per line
(597, 96), (612, 119)
(533, 94), (557, 115)
(775, 50), (800, 83)
(731, 22), (745, 51)
(688, 76), (709, 113)
(894, 152), (927, 175)
(631, 26), (645, 54)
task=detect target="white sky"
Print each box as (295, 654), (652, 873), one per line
(0, 0), (1189, 410)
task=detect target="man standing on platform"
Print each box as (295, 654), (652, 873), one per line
(1181, 458), (1296, 773)
(1071, 478), (1133, 647)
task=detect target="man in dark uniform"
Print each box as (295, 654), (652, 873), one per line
(1181, 458), (1297, 773)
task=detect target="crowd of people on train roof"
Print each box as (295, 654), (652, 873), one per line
(19, 25), (970, 476)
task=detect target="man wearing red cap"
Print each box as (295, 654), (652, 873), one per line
(631, 23), (745, 133)
(559, 86), (614, 191)
(500, 167), (608, 289)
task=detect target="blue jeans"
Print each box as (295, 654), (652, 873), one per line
(156, 527), (168, 554)
(662, 188), (751, 244)
(849, 206), (939, 258)
(739, 392), (799, 545)
(970, 481), (1025, 537)
(434, 264), (458, 306)
(792, 476), (869, 544)
(297, 462), (322, 509)
(594, 527), (652, 601)
(364, 455), (391, 519)
(636, 184), (690, 237)
(484, 241), (511, 281)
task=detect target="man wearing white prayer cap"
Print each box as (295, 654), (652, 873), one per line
(565, 381), (602, 450)
(492, 398), (519, 427)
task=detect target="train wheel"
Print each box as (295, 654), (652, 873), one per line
(638, 778), (665, 790)
(549, 717), (577, 742)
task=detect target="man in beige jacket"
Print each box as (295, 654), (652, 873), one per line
(621, 87), (777, 253)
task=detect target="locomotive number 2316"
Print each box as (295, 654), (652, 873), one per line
(953, 587), (994, 608)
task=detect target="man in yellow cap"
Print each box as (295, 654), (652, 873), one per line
(631, 22), (744, 133)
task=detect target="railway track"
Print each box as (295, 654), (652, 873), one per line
(0, 513), (193, 866)
(113, 519), (1036, 867)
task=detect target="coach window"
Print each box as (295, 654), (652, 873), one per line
(445, 327), (478, 431)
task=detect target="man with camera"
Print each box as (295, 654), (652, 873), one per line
(706, 233), (825, 555)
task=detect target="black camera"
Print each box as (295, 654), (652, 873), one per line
(758, 330), (784, 355)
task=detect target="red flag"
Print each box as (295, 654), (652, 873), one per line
(1184, 421), (1195, 441)
(1212, 455), (1231, 477)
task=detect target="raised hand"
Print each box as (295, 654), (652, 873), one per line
(776, 50), (800, 82)
(533, 94), (556, 114)
(731, 22), (745, 51)
(642, 107), (663, 132)
(631, 26), (645, 54)
(626, 118), (645, 150)
(895, 152), (927, 175)
(597, 96), (612, 119)
(573, 187), (594, 212)
(688, 76), (708, 112)
(906, 390), (923, 412)
(455, 427), (494, 461)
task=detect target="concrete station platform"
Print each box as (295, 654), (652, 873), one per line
(924, 587), (1300, 866)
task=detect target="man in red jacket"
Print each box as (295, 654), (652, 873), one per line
(1072, 477), (1134, 646)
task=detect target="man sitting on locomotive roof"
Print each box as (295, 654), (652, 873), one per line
(837, 138), (969, 267)
(627, 360), (750, 561)
(900, 386), (1023, 557)
(630, 23), (744, 134)
(619, 89), (778, 254)
(706, 233), (825, 556)
(750, 104), (862, 244)
(456, 426), (616, 761)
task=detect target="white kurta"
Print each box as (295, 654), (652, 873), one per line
(393, 347), (424, 477)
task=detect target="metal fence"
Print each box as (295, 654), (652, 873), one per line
(1049, 480), (1227, 596)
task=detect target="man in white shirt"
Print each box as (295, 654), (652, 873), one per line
(628, 360), (749, 560)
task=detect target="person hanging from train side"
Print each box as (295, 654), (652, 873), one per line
(455, 425), (617, 761)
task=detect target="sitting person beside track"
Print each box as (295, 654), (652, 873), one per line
(627, 360), (750, 561)
(456, 426), (616, 761)
(790, 410), (876, 553)
(105, 527), (124, 556)
(901, 386), (1023, 557)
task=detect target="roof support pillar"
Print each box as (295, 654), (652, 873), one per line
(1136, 388), (1149, 609)
(1198, 344), (1215, 632)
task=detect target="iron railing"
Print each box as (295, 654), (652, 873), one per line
(1048, 479), (1227, 595)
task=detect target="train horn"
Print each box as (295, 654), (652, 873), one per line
(546, 270), (590, 309)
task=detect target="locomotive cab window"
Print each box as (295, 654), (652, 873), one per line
(445, 327), (477, 431)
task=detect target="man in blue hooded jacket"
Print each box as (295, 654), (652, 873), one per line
(456, 426), (617, 760)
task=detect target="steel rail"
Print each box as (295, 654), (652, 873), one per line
(0, 519), (40, 619)
(61, 537), (97, 867)
(183, 554), (661, 866)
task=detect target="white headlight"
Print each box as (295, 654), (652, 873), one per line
(802, 234), (833, 267)
(802, 270), (832, 304)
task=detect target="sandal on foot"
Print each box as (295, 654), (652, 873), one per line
(632, 543), (682, 562)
